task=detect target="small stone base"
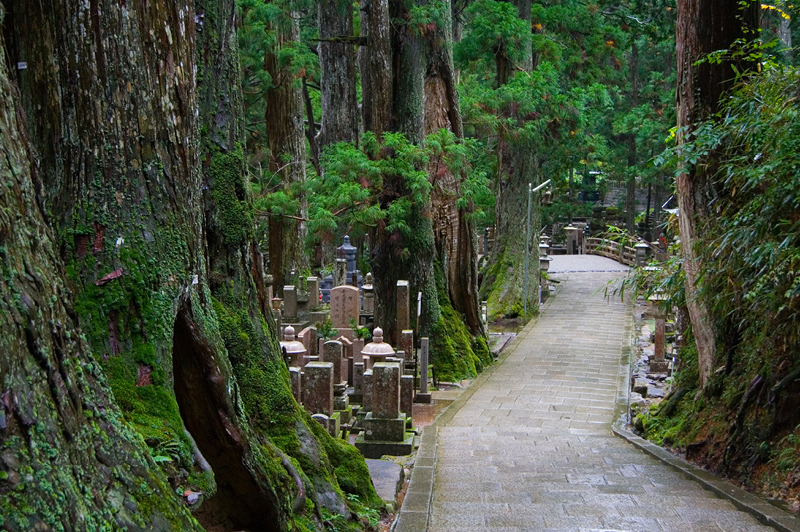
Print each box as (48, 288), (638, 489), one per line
(336, 408), (351, 424)
(312, 411), (341, 438)
(334, 394), (350, 412)
(355, 432), (415, 459)
(414, 392), (432, 404)
(649, 359), (670, 373)
(362, 413), (407, 441)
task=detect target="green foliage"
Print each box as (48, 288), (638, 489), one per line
(316, 318), (338, 340)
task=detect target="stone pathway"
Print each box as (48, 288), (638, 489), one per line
(425, 258), (776, 532)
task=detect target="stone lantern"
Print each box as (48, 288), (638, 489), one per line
(635, 242), (650, 267)
(280, 326), (307, 368)
(539, 242), (550, 258)
(565, 225), (580, 255)
(361, 327), (395, 369)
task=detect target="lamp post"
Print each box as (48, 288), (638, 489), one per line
(524, 179), (552, 320)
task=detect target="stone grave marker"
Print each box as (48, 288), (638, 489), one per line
(396, 281), (410, 340)
(415, 337), (432, 403)
(399, 330), (413, 362)
(289, 367), (301, 403)
(307, 277), (320, 309)
(322, 340), (346, 386)
(330, 284), (359, 330)
(283, 286), (298, 318)
(303, 362), (334, 416)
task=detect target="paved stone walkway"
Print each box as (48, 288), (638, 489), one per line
(427, 261), (776, 532)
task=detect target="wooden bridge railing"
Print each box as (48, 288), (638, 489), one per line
(585, 237), (637, 266)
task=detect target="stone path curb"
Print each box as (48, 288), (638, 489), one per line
(611, 424), (800, 532)
(393, 287), (562, 532)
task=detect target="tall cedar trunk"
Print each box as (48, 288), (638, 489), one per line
(625, 38), (639, 234)
(318, 0), (359, 149)
(265, 9), (308, 293)
(4, 0), (296, 528)
(0, 15), (202, 529)
(482, 0), (539, 320)
(676, 0), (759, 387)
(361, 0), (393, 137)
(422, 0), (484, 336)
(6, 0), (378, 527)
(369, 0), (440, 346)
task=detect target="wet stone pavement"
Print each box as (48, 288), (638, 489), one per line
(426, 256), (776, 532)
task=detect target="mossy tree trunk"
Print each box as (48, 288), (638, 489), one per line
(481, 0), (540, 321)
(265, 6), (308, 293)
(5, 0), (380, 529)
(0, 12), (202, 528)
(422, 0), (484, 336)
(367, 0), (439, 346)
(675, 0), (759, 387)
(365, 1), (490, 378)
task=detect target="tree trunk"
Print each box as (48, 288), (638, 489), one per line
(422, 0), (483, 336)
(0, 15), (202, 528)
(361, 0), (393, 138)
(370, 0), (439, 346)
(5, 0), (379, 527)
(676, 0), (759, 387)
(265, 8), (308, 292)
(481, 0), (538, 321)
(318, 0), (359, 150)
(625, 38), (639, 234)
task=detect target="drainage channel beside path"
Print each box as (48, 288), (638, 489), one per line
(395, 255), (793, 532)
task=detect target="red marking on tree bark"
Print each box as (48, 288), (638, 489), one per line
(136, 363), (152, 386)
(95, 268), (123, 286)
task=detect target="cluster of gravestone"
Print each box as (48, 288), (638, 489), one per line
(273, 238), (431, 459)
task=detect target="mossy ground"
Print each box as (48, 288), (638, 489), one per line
(430, 261), (492, 382)
(637, 339), (800, 512)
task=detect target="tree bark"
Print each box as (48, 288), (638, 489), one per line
(481, 0), (539, 320)
(676, 0), (759, 387)
(361, 0), (393, 138)
(0, 14), (202, 528)
(318, 0), (359, 150)
(625, 38), (639, 234)
(422, 0), (484, 336)
(5, 0), (378, 527)
(265, 7), (308, 292)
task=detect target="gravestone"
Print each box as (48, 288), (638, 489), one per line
(356, 362), (414, 458)
(307, 277), (320, 309)
(363, 370), (373, 411)
(330, 285), (360, 329)
(334, 258), (347, 287)
(353, 338), (365, 365)
(303, 362), (334, 416)
(283, 286), (298, 318)
(352, 362), (365, 404)
(362, 273), (374, 313)
(372, 362), (400, 419)
(396, 281), (410, 339)
(399, 330), (413, 363)
(322, 340), (347, 386)
(289, 367), (301, 403)
(415, 337), (432, 403)
(400, 375), (413, 420)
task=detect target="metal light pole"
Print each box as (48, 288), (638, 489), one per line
(524, 183), (532, 320)
(523, 179), (552, 321)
